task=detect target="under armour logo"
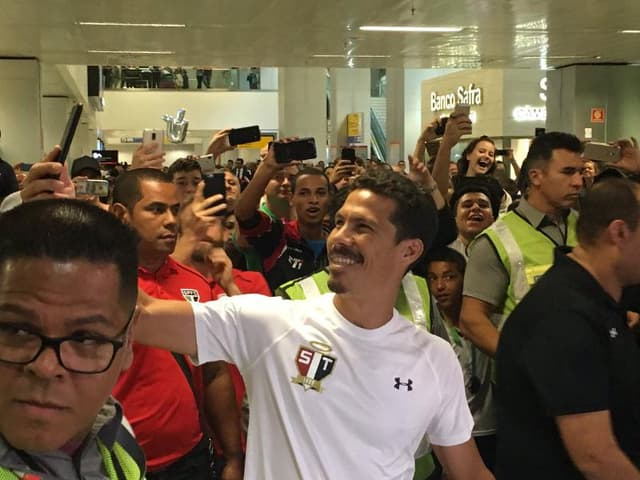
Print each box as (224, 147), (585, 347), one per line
(609, 328), (618, 339)
(394, 377), (413, 391)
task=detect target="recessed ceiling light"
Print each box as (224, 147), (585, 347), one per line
(521, 55), (595, 60)
(312, 54), (391, 58)
(359, 25), (463, 33)
(78, 21), (186, 28)
(620, 30), (640, 34)
(87, 50), (175, 55)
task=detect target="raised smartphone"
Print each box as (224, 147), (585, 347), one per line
(55, 103), (83, 164)
(74, 179), (109, 197)
(142, 129), (165, 155)
(228, 126), (261, 146)
(273, 137), (317, 164)
(203, 171), (227, 216)
(583, 142), (621, 163)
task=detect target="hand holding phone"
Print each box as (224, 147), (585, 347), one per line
(142, 129), (165, 157)
(203, 171), (227, 216)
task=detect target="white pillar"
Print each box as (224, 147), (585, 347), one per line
(386, 68), (405, 164)
(0, 59), (42, 164)
(278, 67), (328, 161)
(329, 68), (371, 160)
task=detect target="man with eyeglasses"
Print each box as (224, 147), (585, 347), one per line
(0, 199), (145, 479)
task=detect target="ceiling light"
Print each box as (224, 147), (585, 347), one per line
(78, 21), (186, 28)
(87, 50), (175, 55)
(312, 54), (391, 58)
(359, 25), (463, 33)
(620, 30), (640, 34)
(521, 55), (595, 60)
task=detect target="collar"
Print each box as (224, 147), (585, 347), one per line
(516, 197), (569, 229)
(553, 247), (622, 311)
(137, 256), (178, 279)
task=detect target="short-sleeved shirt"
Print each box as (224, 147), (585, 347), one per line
(464, 198), (571, 308)
(191, 293), (473, 479)
(496, 249), (640, 479)
(114, 257), (211, 471)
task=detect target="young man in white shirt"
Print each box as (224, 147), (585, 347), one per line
(134, 151), (493, 480)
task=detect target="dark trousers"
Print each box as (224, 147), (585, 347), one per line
(146, 436), (212, 480)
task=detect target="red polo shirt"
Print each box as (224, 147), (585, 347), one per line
(113, 256), (212, 471)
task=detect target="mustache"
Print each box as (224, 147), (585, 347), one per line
(330, 245), (364, 263)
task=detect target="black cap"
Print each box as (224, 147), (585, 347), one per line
(450, 176), (503, 219)
(71, 156), (101, 178)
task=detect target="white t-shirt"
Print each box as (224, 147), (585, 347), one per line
(192, 293), (473, 480)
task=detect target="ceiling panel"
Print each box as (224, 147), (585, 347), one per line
(0, 0), (639, 68)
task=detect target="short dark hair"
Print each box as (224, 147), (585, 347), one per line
(425, 247), (467, 275)
(348, 170), (439, 257)
(167, 158), (202, 181)
(457, 136), (496, 177)
(112, 168), (171, 210)
(291, 167), (330, 194)
(0, 199), (138, 312)
(518, 132), (583, 191)
(577, 178), (640, 247)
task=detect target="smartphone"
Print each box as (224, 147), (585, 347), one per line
(495, 149), (510, 157)
(228, 126), (261, 147)
(74, 179), (109, 197)
(434, 117), (449, 137)
(452, 103), (471, 117)
(197, 154), (216, 175)
(341, 147), (356, 162)
(273, 138), (317, 164)
(583, 142), (621, 163)
(142, 129), (165, 155)
(55, 103), (83, 164)
(203, 171), (227, 216)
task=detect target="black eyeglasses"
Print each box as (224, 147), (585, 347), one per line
(0, 310), (134, 374)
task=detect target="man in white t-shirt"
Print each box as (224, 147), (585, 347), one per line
(135, 164), (493, 480)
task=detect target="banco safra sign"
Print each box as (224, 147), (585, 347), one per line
(430, 84), (483, 112)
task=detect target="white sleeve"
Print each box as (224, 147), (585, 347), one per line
(191, 294), (295, 372)
(0, 191), (22, 213)
(426, 342), (474, 446)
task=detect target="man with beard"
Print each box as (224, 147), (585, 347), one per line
(133, 170), (494, 480)
(459, 132), (584, 358)
(110, 169), (243, 480)
(235, 142), (331, 291)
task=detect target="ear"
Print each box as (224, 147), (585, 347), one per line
(120, 307), (139, 371)
(398, 238), (424, 267)
(606, 219), (631, 249)
(110, 202), (131, 224)
(528, 168), (544, 188)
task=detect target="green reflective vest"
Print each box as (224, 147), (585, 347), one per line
(0, 431), (145, 480)
(277, 269), (432, 331)
(481, 209), (578, 328)
(277, 269), (435, 479)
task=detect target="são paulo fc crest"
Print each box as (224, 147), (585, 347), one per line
(290, 342), (337, 393)
(180, 288), (200, 303)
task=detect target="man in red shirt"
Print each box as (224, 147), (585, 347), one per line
(110, 168), (243, 480)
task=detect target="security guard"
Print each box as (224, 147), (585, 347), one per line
(460, 132), (584, 357)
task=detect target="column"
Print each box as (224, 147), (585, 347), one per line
(278, 67), (328, 161)
(386, 68), (405, 164)
(329, 68), (371, 160)
(0, 59), (42, 164)
(547, 65), (640, 141)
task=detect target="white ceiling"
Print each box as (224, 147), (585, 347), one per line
(1, 0), (640, 69)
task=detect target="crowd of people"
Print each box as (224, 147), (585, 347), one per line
(0, 108), (639, 480)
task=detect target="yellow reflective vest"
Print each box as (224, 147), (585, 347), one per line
(481, 209), (578, 329)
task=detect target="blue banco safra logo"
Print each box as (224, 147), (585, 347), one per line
(291, 341), (336, 393)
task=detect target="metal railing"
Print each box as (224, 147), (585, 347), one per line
(370, 108), (387, 161)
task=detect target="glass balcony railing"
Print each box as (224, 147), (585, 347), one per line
(101, 66), (268, 91)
